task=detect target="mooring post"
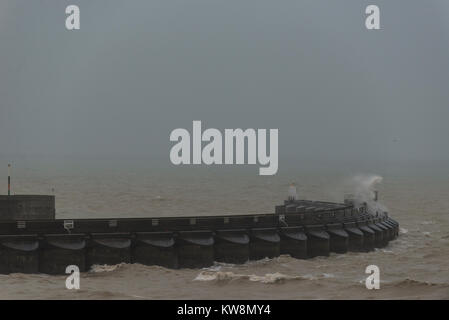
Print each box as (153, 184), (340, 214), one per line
(8, 163), (11, 196)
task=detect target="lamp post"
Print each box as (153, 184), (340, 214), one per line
(8, 164), (11, 196)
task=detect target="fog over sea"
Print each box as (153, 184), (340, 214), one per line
(0, 162), (448, 300)
(1, 0), (449, 300)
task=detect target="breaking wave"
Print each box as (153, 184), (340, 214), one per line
(89, 263), (127, 273)
(349, 174), (388, 214)
(193, 271), (334, 284)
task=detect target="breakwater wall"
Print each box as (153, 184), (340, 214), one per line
(0, 206), (398, 274)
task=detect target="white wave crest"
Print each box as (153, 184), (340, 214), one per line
(89, 263), (125, 273)
(193, 271), (334, 284)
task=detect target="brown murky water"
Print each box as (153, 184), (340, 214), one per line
(1, 169), (448, 299)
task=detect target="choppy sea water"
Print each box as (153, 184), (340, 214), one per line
(0, 168), (448, 299)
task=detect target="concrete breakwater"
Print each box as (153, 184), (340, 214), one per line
(0, 197), (399, 274)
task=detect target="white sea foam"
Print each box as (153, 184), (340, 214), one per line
(193, 271), (334, 284)
(89, 263), (125, 273)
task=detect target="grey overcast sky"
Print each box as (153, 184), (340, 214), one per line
(0, 0), (448, 173)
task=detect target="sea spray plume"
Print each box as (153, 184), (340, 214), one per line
(350, 174), (388, 214)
